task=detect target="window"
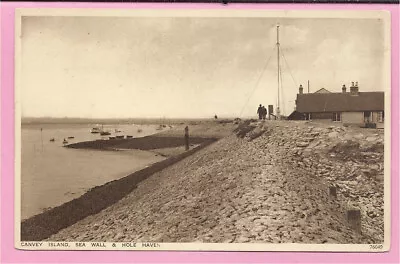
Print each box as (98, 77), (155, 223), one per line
(305, 113), (312, 120)
(378, 111), (384, 122)
(332, 112), (341, 122)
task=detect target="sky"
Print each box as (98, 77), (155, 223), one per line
(20, 15), (385, 119)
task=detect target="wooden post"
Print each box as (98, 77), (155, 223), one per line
(184, 126), (189, 151)
(347, 209), (361, 233)
(329, 186), (337, 199)
(40, 128), (43, 151)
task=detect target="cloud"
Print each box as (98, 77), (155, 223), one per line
(21, 16), (385, 118)
(282, 25), (310, 45)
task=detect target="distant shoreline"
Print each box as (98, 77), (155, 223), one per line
(21, 117), (241, 126)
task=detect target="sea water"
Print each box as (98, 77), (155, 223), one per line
(21, 123), (165, 220)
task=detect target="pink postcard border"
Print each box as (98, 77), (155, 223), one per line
(1, 2), (399, 263)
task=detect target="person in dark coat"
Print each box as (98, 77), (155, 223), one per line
(262, 106), (267, 120)
(257, 104), (263, 120)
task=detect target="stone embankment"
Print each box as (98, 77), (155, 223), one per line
(66, 122), (236, 151)
(48, 121), (384, 244)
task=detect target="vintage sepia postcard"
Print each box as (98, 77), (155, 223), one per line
(14, 8), (391, 252)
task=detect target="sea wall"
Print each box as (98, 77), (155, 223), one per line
(65, 122), (236, 151)
(47, 121), (384, 244)
(21, 138), (218, 241)
(66, 136), (215, 151)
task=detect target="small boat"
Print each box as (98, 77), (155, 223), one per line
(49, 138), (55, 142)
(109, 136), (116, 140)
(116, 135), (124, 139)
(115, 129), (122, 133)
(67, 136), (75, 139)
(100, 131), (111, 136)
(126, 135), (133, 138)
(62, 139), (68, 144)
(90, 127), (101, 134)
(97, 124), (111, 136)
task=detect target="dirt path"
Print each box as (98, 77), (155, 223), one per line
(48, 121), (384, 244)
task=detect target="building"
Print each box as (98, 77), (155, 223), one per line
(313, 88), (331, 94)
(288, 82), (384, 128)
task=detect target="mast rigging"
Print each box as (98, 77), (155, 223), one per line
(238, 24), (298, 118)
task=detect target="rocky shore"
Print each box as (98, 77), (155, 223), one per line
(47, 120), (384, 244)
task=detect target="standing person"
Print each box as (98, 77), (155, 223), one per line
(184, 126), (189, 151)
(257, 104), (263, 120)
(262, 105), (267, 120)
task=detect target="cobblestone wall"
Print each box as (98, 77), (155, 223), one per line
(48, 121), (384, 244)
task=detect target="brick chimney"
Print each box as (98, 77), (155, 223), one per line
(299, 84), (303, 94)
(342, 84), (347, 93)
(350, 81), (359, 95)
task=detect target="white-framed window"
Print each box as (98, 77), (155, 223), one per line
(332, 112), (341, 122)
(305, 113), (312, 120)
(378, 111), (384, 122)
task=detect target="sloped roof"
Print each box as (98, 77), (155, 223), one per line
(287, 110), (305, 120)
(314, 88), (331, 93)
(296, 92), (384, 113)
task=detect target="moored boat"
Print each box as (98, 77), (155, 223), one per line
(99, 124), (111, 136)
(90, 127), (101, 134)
(100, 131), (111, 136)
